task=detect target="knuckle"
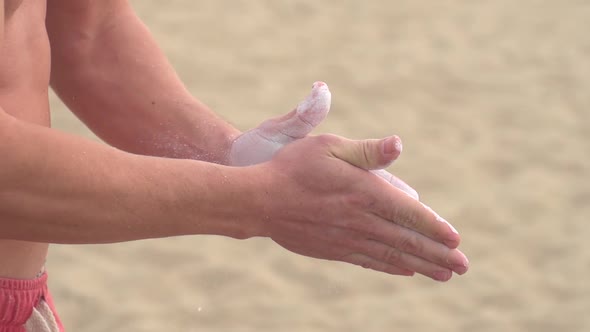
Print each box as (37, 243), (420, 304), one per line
(360, 140), (374, 166)
(397, 235), (422, 254)
(360, 261), (372, 270)
(344, 193), (377, 211)
(394, 205), (420, 229)
(382, 247), (402, 264)
(363, 220), (381, 237)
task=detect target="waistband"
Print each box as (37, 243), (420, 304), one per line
(0, 272), (48, 328)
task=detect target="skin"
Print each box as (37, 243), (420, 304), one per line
(0, 0), (468, 285)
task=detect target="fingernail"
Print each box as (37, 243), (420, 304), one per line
(433, 271), (452, 282)
(395, 139), (403, 154)
(421, 203), (459, 235)
(451, 264), (468, 275)
(404, 270), (416, 277)
(442, 218), (459, 235)
(444, 239), (458, 248)
(446, 251), (467, 264)
(382, 137), (400, 155)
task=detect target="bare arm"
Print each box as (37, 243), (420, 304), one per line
(46, 0), (239, 162)
(0, 106), (467, 280)
(0, 108), (261, 243)
(45, 1), (423, 199)
(40, 1), (468, 279)
(0, 2), (3, 45)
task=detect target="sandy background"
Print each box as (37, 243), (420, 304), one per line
(47, 1), (590, 331)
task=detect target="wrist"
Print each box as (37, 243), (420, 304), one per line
(218, 129), (242, 166)
(184, 98), (242, 164)
(225, 165), (274, 239)
(177, 161), (269, 239)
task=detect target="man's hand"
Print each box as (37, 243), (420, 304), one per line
(253, 134), (469, 281)
(228, 82), (419, 199)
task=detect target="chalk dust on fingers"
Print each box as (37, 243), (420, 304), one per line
(293, 81), (331, 128)
(228, 82), (331, 166)
(261, 81), (331, 140)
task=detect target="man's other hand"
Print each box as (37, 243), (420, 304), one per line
(254, 134), (468, 281)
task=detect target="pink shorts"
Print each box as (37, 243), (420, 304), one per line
(0, 272), (64, 332)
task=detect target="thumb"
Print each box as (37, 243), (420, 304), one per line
(228, 82), (330, 166)
(256, 81), (331, 143)
(329, 135), (403, 170)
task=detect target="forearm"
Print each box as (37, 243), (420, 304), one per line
(47, 3), (240, 163)
(0, 110), (261, 244)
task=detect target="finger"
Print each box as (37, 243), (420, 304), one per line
(421, 202), (460, 239)
(329, 135), (460, 247)
(329, 135), (403, 170)
(371, 169), (419, 200)
(360, 216), (469, 275)
(257, 81), (331, 143)
(370, 185), (461, 248)
(342, 212), (468, 274)
(341, 253), (415, 277)
(361, 240), (453, 282)
(228, 82), (330, 166)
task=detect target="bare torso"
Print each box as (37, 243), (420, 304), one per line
(0, 0), (51, 278)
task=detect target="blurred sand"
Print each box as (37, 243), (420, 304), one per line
(47, 1), (590, 331)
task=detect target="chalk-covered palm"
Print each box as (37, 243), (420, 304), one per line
(227, 82), (419, 199)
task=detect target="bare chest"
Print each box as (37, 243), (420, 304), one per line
(0, 0), (50, 125)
